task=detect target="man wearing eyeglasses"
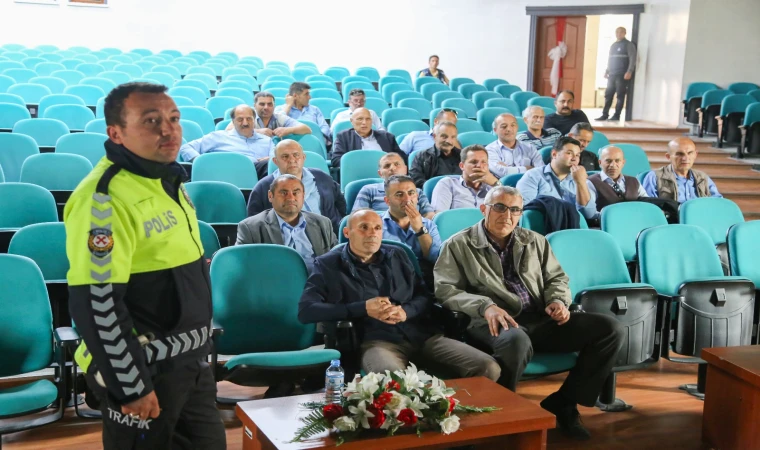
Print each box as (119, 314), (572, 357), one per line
(434, 186), (624, 441)
(332, 89), (385, 131)
(588, 146), (647, 215)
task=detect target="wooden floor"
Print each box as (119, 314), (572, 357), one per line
(2, 359), (708, 449)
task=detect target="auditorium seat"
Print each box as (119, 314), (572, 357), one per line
(178, 119), (204, 143)
(483, 78), (509, 91)
(433, 208), (483, 241)
(12, 118), (69, 151)
(726, 221), (760, 343)
(322, 67), (348, 83)
(218, 80), (254, 92)
(2, 68), (37, 84)
(601, 201), (667, 264)
(19, 153), (92, 217)
(378, 76), (409, 92)
(215, 87), (253, 105)
(680, 197), (744, 274)
(198, 220), (221, 261)
(50, 69), (86, 86)
(73, 63), (105, 78)
(136, 61), (157, 73)
(0, 92), (26, 108)
(339, 150), (386, 192)
(43, 104), (95, 131)
(495, 84), (522, 99)
(386, 69), (413, 87)
(168, 86), (207, 106)
(391, 90), (425, 108)
(527, 96), (555, 109)
(178, 106), (215, 135)
(83, 118), (106, 135)
(8, 222), (69, 283)
(8, 83), (52, 107)
(396, 99), (431, 121)
(382, 83), (413, 104)
(682, 82), (719, 127)
(586, 130), (611, 154)
(716, 93), (755, 148)
(355, 67), (380, 83)
(414, 76), (441, 93)
(599, 143), (650, 176)
(141, 72), (175, 88)
(342, 81), (375, 101)
(191, 153), (258, 199)
(458, 131), (496, 147)
(727, 82), (759, 95)
(97, 70), (131, 86)
(310, 88), (342, 103)
(499, 173), (523, 187)
(37, 94), (85, 118)
(63, 84), (105, 107)
(380, 107), (419, 128)
(520, 209), (588, 235)
(255, 68), (283, 84)
(449, 77), (475, 92)
(423, 175), (446, 201)
(184, 181), (246, 247)
(0, 182), (58, 252)
(344, 178), (383, 212)
(697, 88), (731, 136)
(511, 91), (539, 112)
(184, 73), (218, 92)
(261, 80), (291, 91)
(0, 133), (39, 182)
(431, 90), (464, 109)
(387, 119), (428, 137)
(0, 102), (31, 131)
(79, 76), (116, 94)
(55, 132), (107, 166)
(420, 83), (450, 101)
(476, 107), (511, 133)
(740, 102), (760, 156)
(226, 74), (258, 91)
(458, 83), (487, 101)
(441, 98), (477, 119)
(364, 97), (388, 118)
(32, 62), (65, 77)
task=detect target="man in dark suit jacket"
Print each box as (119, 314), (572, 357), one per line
(248, 139), (345, 234)
(331, 107), (406, 168)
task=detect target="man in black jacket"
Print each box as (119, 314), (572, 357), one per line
(409, 121), (462, 188)
(298, 209), (500, 379)
(331, 108), (406, 169)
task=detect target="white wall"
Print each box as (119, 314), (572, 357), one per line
(682, 0), (760, 94)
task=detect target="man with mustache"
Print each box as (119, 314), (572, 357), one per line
(430, 145), (500, 212)
(544, 90), (590, 135)
(298, 209), (500, 380)
(409, 120), (462, 188)
(435, 186), (624, 441)
(588, 146), (648, 215)
(331, 108), (405, 169)
(516, 105), (562, 153)
(400, 108), (459, 155)
(486, 113), (544, 178)
(179, 104), (274, 163)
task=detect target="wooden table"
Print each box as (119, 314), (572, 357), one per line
(235, 376), (555, 449)
(702, 346), (760, 450)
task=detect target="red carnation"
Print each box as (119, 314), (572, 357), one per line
(373, 392), (393, 410)
(322, 404), (344, 423)
(397, 408), (418, 427)
(447, 397), (457, 414)
(386, 380), (401, 392)
(367, 406), (386, 429)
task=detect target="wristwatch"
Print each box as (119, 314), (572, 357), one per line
(491, 178), (501, 187)
(415, 226), (429, 237)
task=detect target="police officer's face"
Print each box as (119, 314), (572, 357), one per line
(108, 92), (182, 164)
(268, 178), (304, 217)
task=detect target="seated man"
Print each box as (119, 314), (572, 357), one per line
(248, 139), (345, 233)
(567, 122), (599, 172)
(179, 104), (273, 163)
(332, 89), (385, 130)
(409, 121), (461, 189)
(381, 175), (442, 286)
(236, 174), (337, 272)
(486, 113), (544, 178)
(516, 137), (597, 220)
(642, 137), (721, 203)
(353, 153), (436, 219)
(544, 90), (590, 135)
(516, 105), (562, 152)
(589, 145), (648, 214)
(431, 144), (500, 211)
(434, 186), (624, 440)
(275, 82), (331, 144)
(249, 91), (312, 138)
(400, 108), (459, 155)
(331, 107), (405, 169)
(299, 209), (500, 380)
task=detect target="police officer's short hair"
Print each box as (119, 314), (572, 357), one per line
(568, 122), (594, 136)
(269, 174), (304, 194)
(104, 82), (168, 127)
(289, 82), (311, 96)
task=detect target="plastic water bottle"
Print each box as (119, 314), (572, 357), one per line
(325, 359), (344, 404)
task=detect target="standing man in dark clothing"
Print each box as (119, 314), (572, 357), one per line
(596, 27), (637, 121)
(544, 90), (590, 135)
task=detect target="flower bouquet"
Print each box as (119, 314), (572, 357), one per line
(292, 364), (499, 445)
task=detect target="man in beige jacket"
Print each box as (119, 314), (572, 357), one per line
(433, 186), (624, 441)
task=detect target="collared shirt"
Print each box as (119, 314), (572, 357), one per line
(275, 104), (331, 141)
(641, 169), (722, 204)
(271, 168), (322, 215)
(516, 165), (597, 219)
(332, 109), (385, 131)
(356, 130), (383, 151)
(275, 213), (316, 272)
(430, 175), (492, 212)
(352, 182), (435, 215)
(483, 223), (534, 312)
(597, 171), (648, 197)
(399, 130), (434, 155)
(516, 128), (562, 152)
(179, 129), (274, 163)
(255, 112), (300, 131)
(485, 139), (545, 178)
(381, 211), (441, 263)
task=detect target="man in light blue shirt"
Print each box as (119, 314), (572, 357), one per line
(431, 145), (501, 211)
(486, 113), (544, 178)
(180, 104), (274, 163)
(275, 82), (331, 144)
(399, 109), (459, 154)
(516, 136), (597, 220)
(332, 88), (385, 131)
(353, 152), (436, 218)
(641, 137), (721, 204)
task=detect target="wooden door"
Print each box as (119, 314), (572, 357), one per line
(533, 16), (587, 100)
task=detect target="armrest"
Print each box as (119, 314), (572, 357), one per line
(318, 320), (359, 353)
(568, 303), (584, 313)
(211, 319), (224, 338)
(54, 327), (80, 348)
(432, 303), (471, 342)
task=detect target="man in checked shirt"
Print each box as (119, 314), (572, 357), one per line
(434, 185), (624, 441)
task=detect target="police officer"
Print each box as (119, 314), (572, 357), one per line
(65, 82), (226, 449)
(596, 27), (637, 121)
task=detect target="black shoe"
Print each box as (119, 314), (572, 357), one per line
(264, 381), (296, 398)
(609, 115), (621, 121)
(594, 115), (608, 121)
(540, 393), (591, 441)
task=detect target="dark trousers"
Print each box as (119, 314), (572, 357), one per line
(467, 311), (624, 407)
(602, 73), (629, 117)
(87, 359), (226, 450)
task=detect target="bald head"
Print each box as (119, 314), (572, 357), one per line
(666, 137), (698, 175)
(345, 209), (383, 260)
(273, 139), (305, 176)
(493, 113), (519, 145)
(350, 107), (373, 138)
(599, 146), (626, 180)
(231, 104), (255, 137)
(616, 27), (627, 40)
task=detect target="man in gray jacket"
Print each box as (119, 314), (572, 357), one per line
(434, 186), (624, 440)
(236, 174), (337, 272)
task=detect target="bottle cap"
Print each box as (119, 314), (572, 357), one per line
(330, 359), (340, 366)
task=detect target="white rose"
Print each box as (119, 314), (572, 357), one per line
(386, 391), (409, 412)
(334, 416), (357, 432)
(439, 415), (460, 435)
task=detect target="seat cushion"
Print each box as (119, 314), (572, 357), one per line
(224, 349), (340, 370)
(0, 379), (58, 417)
(523, 352), (578, 376)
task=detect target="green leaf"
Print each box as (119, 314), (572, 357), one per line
(290, 410), (331, 443)
(300, 401), (329, 410)
(454, 404), (501, 413)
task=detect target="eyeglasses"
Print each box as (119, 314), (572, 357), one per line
(441, 108), (459, 117)
(486, 203), (523, 215)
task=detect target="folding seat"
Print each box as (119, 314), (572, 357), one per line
(97, 70), (131, 86)
(64, 84), (105, 106)
(205, 96), (243, 121)
(727, 82), (759, 95)
(305, 80), (336, 92)
(682, 82), (719, 129)
(203, 62), (226, 78)
(0, 92), (26, 107)
(23, 48), (46, 56)
(33, 62), (66, 77)
(499, 173), (523, 187)
(296, 119), (326, 151)
(292, 67), (318, 82)
(341, 81), (375, 101)
(397, 98), (432, 121)
(239, 56), (264, 67)
(80, 76), (116, 94)
(50, 70), (86, 90)
(309, 88), (342, 103)
(39, 53), (64, 63)
(343, 178), (383, 211)
(266, 88), (289, 103)
(12, 118), (69, 151)
(150, 65), (182, 81)
(330, 107), (349, 124)
(454, 118), (482, 134)
(414, 76), (441, 92)
(740, 103), (760, 156)
(0, 44), (25, 51)
(168, 61), (191, 77)
(173, 80), (210, 97)
(475, 106), (511, 133)
(208, 245), (340, 402)
(184, 73), (218, 91)
(73, 62), (105, 78)
(449, 77), (475, 92)
(107, 54), (133, 64)
(184, 181), (246, 247)
(38, 93), (85, 117)
(601, 201), (667, 267)
(386, 119), (428, 137)
(422, 175), (447, 205)
(222, 67), (248, 81)
(680, 197), (744, 274)
(355, 67), (380, 83)
(218, 80), (253, 92)
(255, 68), (283, 84)
(21, 57), (46, 70)
(112, 63), (142, 79)
(216, 87), (253, 105)
(261, 80), (290, 91)
(294, 62), (318, 70)
(471, 91), (502, 111)
(0, 74), (14, 93)
(19, 153), (93, 218)
(29, 76), (67, 94)
(0, 183), (58, 252)
(519, 209), (589, 235)
(141, 72), (175, 88)
(382, 83), (412, 104)
(191, 152), (258, 201)
(58, 59), (83, 70)
(381, 107), (421, 128)
(7, 83), (52, 107)
(363, 97), (388, 118)
(726, 221), (760, 344)
(539, 145), (553, 165)
(598, 143), (650, 176)
(716, 94), (754, 148)
(185, 54), (207, 65)
(391, 90), (425, 108)
(638, 224), (755, 398)
(0, 102), (31, 131)
(749, 89), (760, 102)
(339, 150), (386, 192)
(697, 89), (731, 137)
(55, 132), (107, 166)
(458, 131), (496, 148)
(84, 118), (106, 135)
(511, 91), (539, 113)
(168, 86), (206, 106)
(88, 51), (110, 60)
(341, 75), (371, 86)
(458, 83), (488, 101)
(586, 131), (611, 154)
(177, 106), (214, 135)
(386, 69), (413, 86)
(378, 76), (409, 92)
(431, 90), (464, 109)
(42, 104), (95, 131)
(0, 61), (25, 72)
(441, 98), (477, 118)
(420, 83), (449, 101)
(95, 47), (118, 55)
(309, 98), (343, 123)
(0, 133), (39, 182)
(483, 78), (509, 91)
(1, 52), (27, 62)
(527, 96), (556, 109)
(433, 208), (483, 241)
(136, 60), (159, 73)
(159, 49), (182, 59)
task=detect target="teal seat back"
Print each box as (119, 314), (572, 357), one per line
(449, 77), (475, 92)
(219, 80), (254, 91)
(386, 69), (413, 86)
(98, 70), (131, 86)
(520, 210), (545, 235)
(8, 83), (53, 104)
(342, 81), (375, 101)
(381, 107), (420, 127)
(527, 96), (556, 109)
(324, 67), (350, 82)
(210, 245), (313, 354)
(727, 82), (759, 95)
(3, 68), (37, 83)
(679, 197), (744, 245)
(637, 224), (723, 295)
(433, 208), (483, 242)
(500, 173), (523, 187)
(684, 82), (719, 101)
(179, 119), (203, 143)
(0, 182), (58, 228)
(64, 84), (105, 106)
(391, 90), (425, 107)
(511, 91), (539, 112)
(720, 94), (754, 116)
(0, 102), (31, 130)
(387, 119), (428, 137)
(431, 90), (464, 109)
(33, 63), (66, 77)
(701, 89), (731, 108)
(281, 133), (326, 159)
(344, 178), (383, 212)
(458, 83), (487, 100)
(310, 98), (343, 119)
(38, 93), (86, 117)
(191, 152), (258, 189)
(298, 119), (326, 148)
(472, 91), (503, 110)
(19, 153), (92, 190)
(727, 221), (760, 286)
(420, 83), (450, 101)
(215, 87), (253, 105)
(364, 97), (388, 118)
(378, 76), (409, 91)
(743, 103), (760, 127)
(586, 131), (610, 154)
(13, 118), (70, 147)
(495, 84), (522, 99)
(339, 150), (386, 191)
(423, 175), (446, 201)
(539, 145), (553, 165)
(415, 77), (442, 93)
(356, 67), (380, 82)
(55, 132), (107, 166)
(546, 229), (631, 300)
(397, 98), (432, 119)
(0, 254), (53, 376)
(8, 222), (68, 280)
(80, 76), (117, 94)
(43, 104), (96, 131)
(483, 78), (509, 91)
(441, 98), (477, 118)
(483, 98), (519, 115)
(477, 107), (510, 133)
(337, 215), (350, 243)
(184, 181), (246, 224)
(197, 220), (220, 260)
(601, 202), (667, 262)
(28, 76), (67, 94)
(84, 118), (107, 135)
(456, 119), (484, 134)
(178, 106), (214, 134)
(599, 144), (650, 176)
(0, 133), (40, 182)
(458, 131), (495, 147)
(205, 96), (245, 120)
